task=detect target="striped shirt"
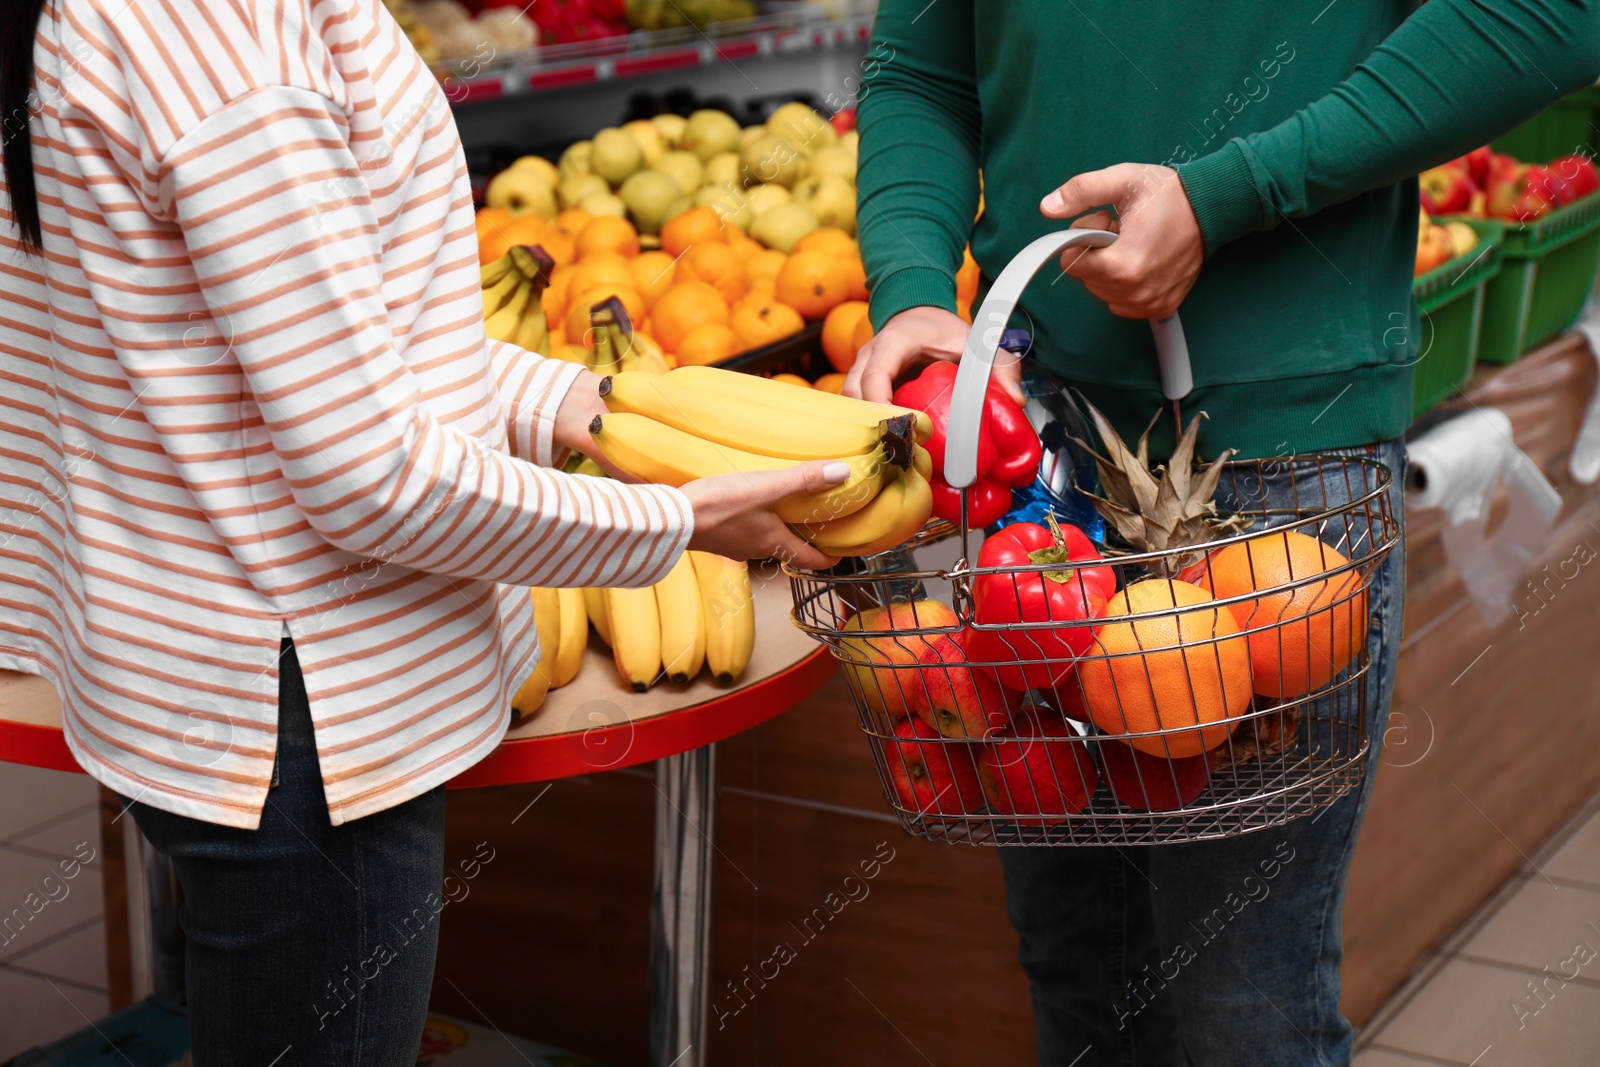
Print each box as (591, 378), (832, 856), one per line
(0, 0), (692, 828)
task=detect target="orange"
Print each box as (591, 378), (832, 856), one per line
(821, 300), (870, 373)
(674, 323), (741, 367)
(542, 263), (576, 324)
(851, 310), (874, 353)
(774, 249), (849, 321)
(745, 249), (787, 283)
(724, 226), (765, 260)
(475, 207), (511, 256)
(552, 209), (594, 241)
(651, 281), (731, 353)
(676, 243), (750, 304)
(793, 227), (858, 258)
(538, 230), (576, 266)
(838, 253), (869, 302)
(547, 326), (566, 349)
(735, 277), (776, 311)
(1078, 579), (1252, 758)
(772, 372), (811, 389)
(660, 206), (726, 257)
(565, 287), (645, 346)
(730, 298), (805, 349)
(1188, 531), (1365, 698)
(478, 213), (546, 266)
(813, 372), (847, 394)
(568, 253), (636, 301)
(629, 251), (679, 310)
(575, 216), (640, 259)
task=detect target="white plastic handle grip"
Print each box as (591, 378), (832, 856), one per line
(944, 229), (1192, 489)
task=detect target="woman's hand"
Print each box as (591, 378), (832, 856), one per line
(682, 462), (849, 569)
(843, 306), (1022, 405)
(552, 369), (635, 477)
(1040, 163), (1203, 319)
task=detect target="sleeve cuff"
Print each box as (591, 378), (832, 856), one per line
(1175, 140), (1268, 257)
(868, 265), (959, 330)
(491, 342), (586, 468)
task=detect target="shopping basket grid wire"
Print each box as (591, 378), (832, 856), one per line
(784, 230), (1402, 846)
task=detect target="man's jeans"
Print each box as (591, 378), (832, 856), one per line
(126, 640), (447, 1066)
(999, 437), (1406, 1067)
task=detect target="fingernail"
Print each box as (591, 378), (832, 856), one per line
(822, 461), (851, 485)
(1040, 190), (1064, 215)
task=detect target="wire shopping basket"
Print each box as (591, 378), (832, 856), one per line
(785, 231), (1402, 846)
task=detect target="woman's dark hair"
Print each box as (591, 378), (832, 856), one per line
(1, 0), (49, 251)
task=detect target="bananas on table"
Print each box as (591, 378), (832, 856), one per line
(588, 366), (936, 557)
(482, 245), (556, 353)
(511, 586), (589, 720)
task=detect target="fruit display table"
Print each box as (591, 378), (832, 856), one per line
(0, 568), (834, 1067)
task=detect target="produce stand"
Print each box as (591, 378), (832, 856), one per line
(0, 569), (834, 1067)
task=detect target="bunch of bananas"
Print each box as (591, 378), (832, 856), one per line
(482, 245), (555, 353)
(587, 366), (936, 557)
(584, 297), (668, 377)
(511, 587), (588, 720)
(586, 552), (755, 692)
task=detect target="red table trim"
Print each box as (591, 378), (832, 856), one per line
(0, 718), (80, 774)
(0, 647), (836, 787)
(447, 646), (836, 788)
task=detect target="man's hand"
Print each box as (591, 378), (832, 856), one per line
(1040, 163), (1204, 320)
(844, 306), (1022, 406)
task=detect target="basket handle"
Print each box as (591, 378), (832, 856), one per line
(945, 229), (1192, 489)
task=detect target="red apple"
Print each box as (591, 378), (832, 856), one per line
(1486, 163), (1553, 223)
(1097, 738), (1211, 811)
(839, 599), (960, 719)
(1415, 214), (1454, 275)
(1490, 152), (1524, 183)
(830, 107), (857, 134)
(886, 716), (984, 815)
(1419, 165), (1475, 214)
(1525, 164), (1571, 207)
(1463, 146), (1493, 188)
(1550, 154), (1600, 200)
(978, 707), (1098, 824)
(910, 629), (1017, 739)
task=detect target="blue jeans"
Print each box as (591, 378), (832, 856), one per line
(998, 439), (1407, 1067)
(127, 641), (447, 1066)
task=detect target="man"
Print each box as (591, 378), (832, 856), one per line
(848, 2), (1598, 1064)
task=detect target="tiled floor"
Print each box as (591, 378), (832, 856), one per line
(1355, 790), (1600, 1066)
(0, 763), (107, 1062)
(0, 758), (1595, 1065)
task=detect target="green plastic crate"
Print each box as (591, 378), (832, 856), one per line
(1491, 87), (1600, 163)
(1472, 192), (1600, 363)
(1411, 218), (1504, 417)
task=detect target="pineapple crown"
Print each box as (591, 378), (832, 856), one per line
(1071, 401), (1247, 574)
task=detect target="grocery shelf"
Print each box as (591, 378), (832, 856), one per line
(435, 3), (875, 105)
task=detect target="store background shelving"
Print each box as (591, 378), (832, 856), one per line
(441, 2), (875, 162)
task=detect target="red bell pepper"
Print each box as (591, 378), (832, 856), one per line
(969, 515), (1116, 691)
(891, 362), (1042, 527)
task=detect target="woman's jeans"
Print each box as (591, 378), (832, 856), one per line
(998, 437), (1407, 1067)
(127, 640), (447, 1066)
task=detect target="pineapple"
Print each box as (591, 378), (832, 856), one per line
(1073, 401), (1248, 576)
(1075, 403), (1293, 769)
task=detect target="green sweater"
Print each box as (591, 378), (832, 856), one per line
(857, 0), (1600, 458)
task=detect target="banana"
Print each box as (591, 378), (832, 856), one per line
(551, 586), (588, 688)
(512, 586), (562, 719)
(601, 371), (903, 460)
(609, 320), (669, 375)
(481, 255), (516, 288)
(587, 307), (624, 376)
(913, 443), (932, 481)
(583, 587), (612, 646)
(482, 268), (524, 319)
(668, 364), (933, 444)
(513, 300), (548, 353)
(793, 467), (934, 557)
(690, 551), (754, 684)
(654, 554), (705, 683)
(485, 277), (535, 343)
(587, 411), (902, 522)
(605, 585), (661, 692)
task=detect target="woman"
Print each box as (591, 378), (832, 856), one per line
(0, 0), (844, 1061)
